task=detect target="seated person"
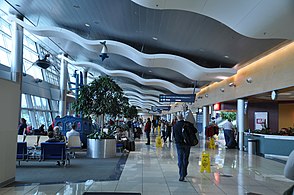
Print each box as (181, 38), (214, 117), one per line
(46, 131), (60, 142)
(35, 124), (47, 146)
(53, 126), (65, 142)
(66, 124), (80, 140)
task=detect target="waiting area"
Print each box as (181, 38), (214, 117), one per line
(1, 134), (293, 195)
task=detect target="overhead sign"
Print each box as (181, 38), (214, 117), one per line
(151, 106), (171, 112)
(159, 94), (195, 103)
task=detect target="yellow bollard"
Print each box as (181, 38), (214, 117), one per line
(209, 137), (216, 149)
(156, 136), (162, 148)
(200, 151), (211, 173)
(158, 126), (160, 136)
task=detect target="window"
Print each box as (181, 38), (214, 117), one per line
(0, 49), (10, 66)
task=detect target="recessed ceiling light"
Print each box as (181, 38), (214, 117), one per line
(85, 23), (90, 27)
(224, 55), (229, 58)
(73, 5), (80, 8)
(148, 70), (152, 73)
(152, 37), (158, 40)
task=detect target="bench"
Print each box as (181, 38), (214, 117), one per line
(40, 142), (70, 166)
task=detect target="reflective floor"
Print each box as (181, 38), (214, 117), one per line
(1, 134), (293, 195)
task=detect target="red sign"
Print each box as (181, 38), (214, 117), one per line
(214, 103), (221, 111)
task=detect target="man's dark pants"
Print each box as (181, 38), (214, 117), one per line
(176, 144), (191, 178)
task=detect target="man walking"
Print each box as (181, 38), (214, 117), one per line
(144, 118), (151, 145)
(223, 119), (234, 148)
(173, 114), (191, 182)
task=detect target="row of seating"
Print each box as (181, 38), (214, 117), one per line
(16, 136), (82, 166)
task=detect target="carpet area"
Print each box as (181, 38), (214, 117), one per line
(12, 151), (128, 186)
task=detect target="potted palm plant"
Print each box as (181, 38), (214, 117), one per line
(72, 76), (129, 158)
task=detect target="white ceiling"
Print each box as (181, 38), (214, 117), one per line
(2, 0), (292, 110)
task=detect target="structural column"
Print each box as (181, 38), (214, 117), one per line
(202, 106), (209, 138)
(10, 15), (24, 121)
(11, 15), (24, 83)
(59, 54), (68, 117)
(83, 69), (88, 86)
(237, 99), (245, 150)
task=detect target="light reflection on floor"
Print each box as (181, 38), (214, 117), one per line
(1, 133), (293, 195)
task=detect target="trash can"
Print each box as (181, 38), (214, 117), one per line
(248, 138), (258, 155)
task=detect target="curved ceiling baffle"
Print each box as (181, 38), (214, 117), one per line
(131, 0), (294, 40)
(127, 96), (161, 106)
(8, 16), (237, 81)
(124, 91), (161, 102)
(59, 57), (197, 94)
(118, 83), (163, 97)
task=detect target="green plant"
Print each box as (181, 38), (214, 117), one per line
(123, 105), (138, 119)
(72, 76), (130, 125)
(220, 111), (236, 121)
(87, 126), (117, 139)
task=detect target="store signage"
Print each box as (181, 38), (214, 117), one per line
(159, 94), (195, 102)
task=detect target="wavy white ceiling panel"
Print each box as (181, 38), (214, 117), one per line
(61, 57), (196, 94)
(118, 83), (163, 97)
(128, 96), (160, 105)
(124, 91), (160, 102)
(8, 16), (236, 81)
(131, 0), (294, 40)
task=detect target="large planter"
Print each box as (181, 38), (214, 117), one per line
(87, 138), (116, 158)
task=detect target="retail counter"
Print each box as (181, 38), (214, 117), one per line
(244, 133), (294, 159)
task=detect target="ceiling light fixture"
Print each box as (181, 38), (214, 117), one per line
(246, 77), (252, 83)
(224, 55), (229, 58)
(152, 37), (158, 40)
(220, 88), (225, 92)
(205, 94), (208, 98)
(229, 82), (236, 87)
(99, 41), (109, 61)
(148, 70), (152, 73)
(85, 23), (90, 27)
(33, 54), (52, 69)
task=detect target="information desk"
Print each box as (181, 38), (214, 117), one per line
(244, 133), (294, 159)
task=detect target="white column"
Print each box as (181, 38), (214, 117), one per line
(10, 15), (24, 121)
(11, 15), (23, 83)
(59, 54), (68, 117)
(237, 99), (245, 150)
(202, 106), (209, 138)
(83, 69), (88, 85)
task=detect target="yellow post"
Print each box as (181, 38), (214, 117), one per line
(200, 151), (211, 173)
(156, 136), (162, 148)
(209, 137), (216, 149)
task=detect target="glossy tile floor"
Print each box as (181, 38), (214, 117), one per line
(1, 133), (293, 195)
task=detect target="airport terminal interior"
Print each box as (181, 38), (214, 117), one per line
(0, 0), (294, 194)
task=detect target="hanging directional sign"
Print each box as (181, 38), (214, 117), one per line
(159, 94), (196, 103)
(151, 106), (171, 112)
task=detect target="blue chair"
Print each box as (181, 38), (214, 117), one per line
(40, 142), (70, 166)
(16, 142), (28, 165)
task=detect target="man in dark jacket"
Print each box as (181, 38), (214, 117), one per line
(144, 118), (151, 145)
(173, 114), (192, 182)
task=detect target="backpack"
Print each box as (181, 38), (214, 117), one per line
(182, 122), (198, 146)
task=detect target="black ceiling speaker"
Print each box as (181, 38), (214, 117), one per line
(33, 54), (52, 69)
